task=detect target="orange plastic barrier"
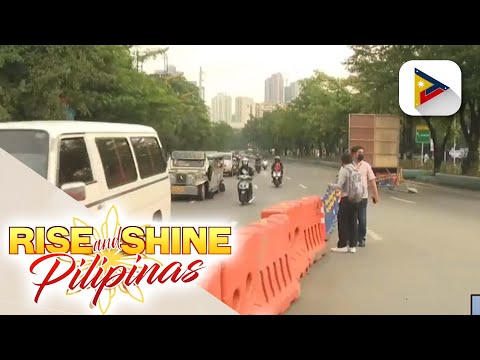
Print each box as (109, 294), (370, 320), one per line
(200, 196), (330, 315)
(218, 228), (258, 314)
(198, 263), (222, 302)
(300, 196), (327, 262)
(261, 199), (324, 279)
(219, 214), (300, 315)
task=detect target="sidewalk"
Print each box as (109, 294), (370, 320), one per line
(284, 156), (480, 192)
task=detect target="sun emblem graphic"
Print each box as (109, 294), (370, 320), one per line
(63, 205), (162, 315)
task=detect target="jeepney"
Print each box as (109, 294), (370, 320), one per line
(169, 150), (225, 201)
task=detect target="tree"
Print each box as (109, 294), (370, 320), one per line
(242, 72), (353, 157)
(0, 45), (217, 153)
(345, 45), (455, 174)
(451, 45), (480, 175)
(208, 122), (235, 151)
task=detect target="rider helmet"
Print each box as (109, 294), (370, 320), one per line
(275, 156), (280, 162)
(242, 157), (249, 166)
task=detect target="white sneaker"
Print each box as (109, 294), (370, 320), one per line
(331, 247), (349, 253)
(349, 247), (356, 253)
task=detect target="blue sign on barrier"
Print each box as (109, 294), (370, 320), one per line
(322, 188), (340, 235)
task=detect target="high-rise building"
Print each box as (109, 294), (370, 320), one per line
(254, 102), (283, 118)
(284, 81), (301, 103)
(264, 73), (284, 104)
(199, 67), (205, 102)
(234, 97), (254, 127)
(211, 93), (232, 123)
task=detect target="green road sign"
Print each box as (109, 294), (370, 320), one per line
(416, 127), (430, 144)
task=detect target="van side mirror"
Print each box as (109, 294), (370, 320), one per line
(61, 182), (86, 201)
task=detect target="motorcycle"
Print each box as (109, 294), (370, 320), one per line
(272, 171), (282, 187)
(237, 173), (253, 205)
(254, 162), (261, 173)
(262, 160), (268, 170)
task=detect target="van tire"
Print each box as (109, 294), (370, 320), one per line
(197, 184), (205, 201)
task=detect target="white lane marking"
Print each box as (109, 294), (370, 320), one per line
(390, 196), (416, 204)
(189, 200), (196, 204)
(253, 184), (258, 189)
(299, 184), (307, 189)
(286, 176), (291, 180)
(367, 230), (383, 241)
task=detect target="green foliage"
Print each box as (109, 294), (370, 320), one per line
(242, 45), (480, 175)
(0, 45), (235, 153)
(242, 72), (353, 156)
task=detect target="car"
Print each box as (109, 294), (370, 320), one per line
(218, 151), (234, 176)
(0, 121), (172, 222)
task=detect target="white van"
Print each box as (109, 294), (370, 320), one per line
(0, 121), (171, 222)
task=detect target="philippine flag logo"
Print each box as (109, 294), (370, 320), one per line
(399, 60), (462, 117)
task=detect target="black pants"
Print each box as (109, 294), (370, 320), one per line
(357, 199), (368, 242)
(337, 197), (359, 248)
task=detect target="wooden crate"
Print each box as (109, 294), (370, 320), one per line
(349, 114), (400, 169)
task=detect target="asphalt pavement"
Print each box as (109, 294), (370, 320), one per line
(171, 160), (480, 315)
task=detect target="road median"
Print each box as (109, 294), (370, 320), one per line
(284, 156), (480, 192)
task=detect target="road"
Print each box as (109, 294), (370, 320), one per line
(171, 159), (480, 315)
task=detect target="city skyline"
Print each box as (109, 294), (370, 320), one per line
(141, 45), (353, 105)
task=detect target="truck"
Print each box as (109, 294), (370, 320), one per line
(348, 114), (401, 185)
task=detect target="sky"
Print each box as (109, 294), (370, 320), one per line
(140, 45), (354, 107)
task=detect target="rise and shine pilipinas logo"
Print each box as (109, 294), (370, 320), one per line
(8, 206), (232, 314)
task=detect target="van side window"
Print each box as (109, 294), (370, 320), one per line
(130, 137), (167, 178)
(58, 137), (94, 187)
(95, 138), (138, 189)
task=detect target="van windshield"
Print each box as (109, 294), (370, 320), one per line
(0, 130), (49, 179)
(172, 159), (204, 167)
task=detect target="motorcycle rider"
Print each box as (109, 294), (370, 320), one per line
(255, 154), (262, 166)
(238, 157), (255, 199)
(271, 156), (284, 180)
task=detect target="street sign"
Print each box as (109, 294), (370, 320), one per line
(416, 125), (430, 144)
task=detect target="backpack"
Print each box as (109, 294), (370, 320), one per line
(344, 164), (364, 203)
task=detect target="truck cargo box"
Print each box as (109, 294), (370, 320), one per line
(348, 114), (400, 170)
